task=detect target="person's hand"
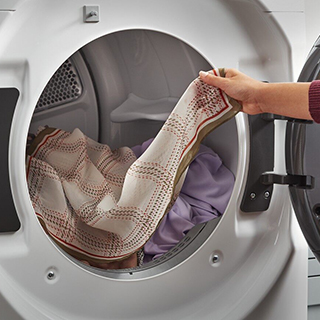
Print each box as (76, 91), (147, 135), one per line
(199, 68), (313, 121)
(199, 69), (265, 115)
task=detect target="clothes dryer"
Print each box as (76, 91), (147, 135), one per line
(0, 1), (311, 319)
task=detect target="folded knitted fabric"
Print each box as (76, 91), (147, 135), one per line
(26, 69), (241, 264)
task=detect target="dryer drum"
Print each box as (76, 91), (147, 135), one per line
(27, 30), (240, 274)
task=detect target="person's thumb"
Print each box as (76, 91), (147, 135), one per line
(199, 71), (228, 90)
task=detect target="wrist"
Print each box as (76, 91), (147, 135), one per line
(253, 81), (269, 113)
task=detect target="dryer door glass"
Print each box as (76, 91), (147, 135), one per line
(287, 36), (320, 262)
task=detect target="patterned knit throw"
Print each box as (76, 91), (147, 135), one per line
(26, 69), (241, 263)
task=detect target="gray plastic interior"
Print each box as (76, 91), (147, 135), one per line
(28, 30), (238, 275)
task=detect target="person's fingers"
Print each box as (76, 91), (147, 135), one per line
(199, 71), (228, 90)
(224, 68), (239, 78)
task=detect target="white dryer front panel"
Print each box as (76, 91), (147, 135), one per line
(0, 1), (302, 319)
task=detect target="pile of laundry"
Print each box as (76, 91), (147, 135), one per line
(26, 72), (239, 269)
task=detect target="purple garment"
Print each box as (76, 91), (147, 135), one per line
(131, 139), (234, 263)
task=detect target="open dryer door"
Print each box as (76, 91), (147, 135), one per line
(285, 35), (320, 262)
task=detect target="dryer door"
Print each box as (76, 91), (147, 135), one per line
(287, 35), (320, 262)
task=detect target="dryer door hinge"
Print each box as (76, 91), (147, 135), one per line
(261, 173), (315, 189)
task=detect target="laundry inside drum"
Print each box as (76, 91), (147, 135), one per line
(26, 30), (238, 277)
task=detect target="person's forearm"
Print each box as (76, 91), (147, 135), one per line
(256, 82), (312, 120)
